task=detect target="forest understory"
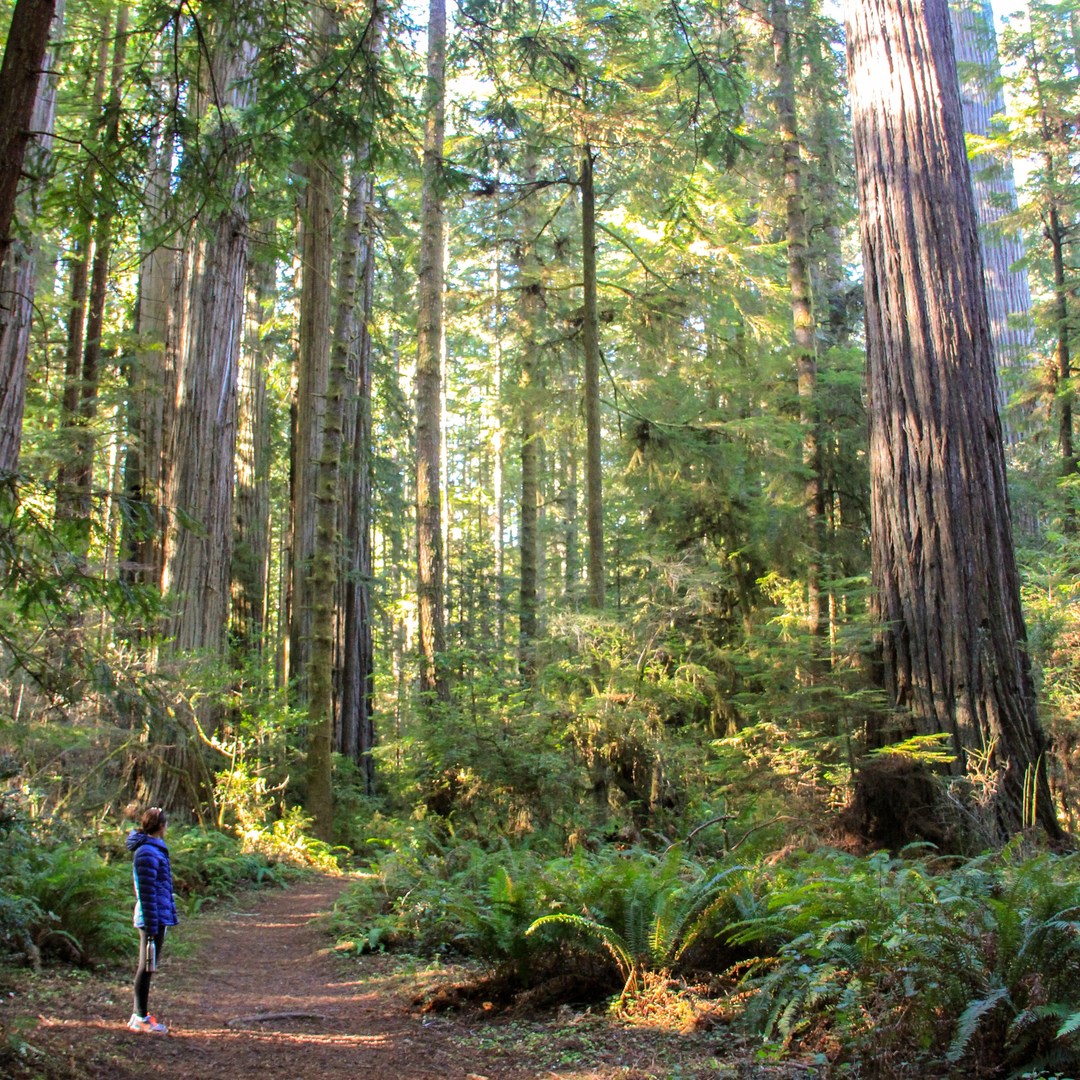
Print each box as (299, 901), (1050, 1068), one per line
(1, 876), (820, 1080)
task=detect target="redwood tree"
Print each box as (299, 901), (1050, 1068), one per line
(415, 0), (450, 703)
(0, 0), (61, 480)
(0, 0), (55, 275)
(847, 0), (1060, 839)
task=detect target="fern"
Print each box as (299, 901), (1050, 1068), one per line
(1055, 1010), (1080, 1040)
(526, 912), (638, 996)
(947, 986), (1012, 1063)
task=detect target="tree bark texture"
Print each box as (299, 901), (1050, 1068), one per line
(847, 0), (1060, 839)
(230, 244), (274, 655)
(0, 0), (55, 273)
(580, 145), (604, 610)
(415, 0), (449, 703)
(0, 0), (62, 479)
(161, 21), (258, 659)
(290, 118), (335, 704)
(950, 0), (1034, 422)
(124, 60), (177, 590)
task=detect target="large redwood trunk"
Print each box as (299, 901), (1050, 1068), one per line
(161, 21), (258, 661)
(0, 0), (62, 479)
(847, 0), (1060, 839)
(0, 0), (56, 273)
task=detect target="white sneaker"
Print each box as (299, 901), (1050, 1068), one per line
(127, 1012), (168, 1034)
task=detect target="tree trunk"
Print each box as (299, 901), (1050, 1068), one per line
(491, 255), (506, 658)
(847, 0), (1060, 839)
(518, 153), (544, 679)
(290, 106), (335, 706)
(338, 165), (378, 788)
(580, 145), (604, 610)
(0, 0), (62, 480)
(328, 1), (384, 798)
(950, 0), (1034, 427)
(771, 0), (825, 655)
(562, 435), (579, 603)
(161, 19), (258, 662)
(55, 17), (109, 529)
(0, 0), (56, 273)
(1048, 198), (1075, 475)
(415, 0), (449, 704)
(67, 8), (129, 537)
(230, 241), (274, 658)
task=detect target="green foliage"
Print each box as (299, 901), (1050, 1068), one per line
(334, 832), (1080, 1075)
(0, 784), (292, 970)
(727, 846), (1080, 1074)
(331, 828), (755, 1004)
(0, 791), (129, 965)
(168, 827), (290, 908)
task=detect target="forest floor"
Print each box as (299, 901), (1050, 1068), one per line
(0, 875), (824, 1079)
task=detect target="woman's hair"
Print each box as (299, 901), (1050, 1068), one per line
(140, 807), (167, 834)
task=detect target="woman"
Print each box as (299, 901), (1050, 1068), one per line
(126, 806), (178, 1034)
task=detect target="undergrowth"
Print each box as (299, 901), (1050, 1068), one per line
(332, 832), (1080, 1077)
(0, 789), (302, 971)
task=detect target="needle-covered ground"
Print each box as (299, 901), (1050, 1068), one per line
(1, 876), (820, 1079)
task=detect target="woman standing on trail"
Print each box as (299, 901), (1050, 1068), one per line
(126, 806), (178, 1034)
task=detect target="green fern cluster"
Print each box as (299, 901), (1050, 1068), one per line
(0, 797), (130, 965)
(0, 804), (294, 968)
(526, 848), (757, 998)
(329, 832), (558, 959)
(332, 834), (758, 1000)
(168, 826), (288, 909)
(728, 846), (1080, 1075)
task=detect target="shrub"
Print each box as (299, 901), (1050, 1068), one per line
(728, 846), (1080, 1076)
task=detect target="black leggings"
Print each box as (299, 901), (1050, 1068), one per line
(133, 928), (166, 1017)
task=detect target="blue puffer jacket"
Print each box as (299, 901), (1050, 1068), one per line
(127, 831), (178, 935)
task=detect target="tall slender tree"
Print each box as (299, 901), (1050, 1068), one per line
(580, 143), (605, 610)
(55, 14), (111, 531)
(338, 0), (388, 793)
(58, 7), (129, 541)
(517, 151), (544, 677)
(290, 4), (337, 707)
(950, 0), (1034, 422)
(770, 0), (826, 655)
(415, 0), (450, 703)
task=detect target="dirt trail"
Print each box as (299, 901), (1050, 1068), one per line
(11, 878), (814, 1080)
(24, 876), (529, 1079)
